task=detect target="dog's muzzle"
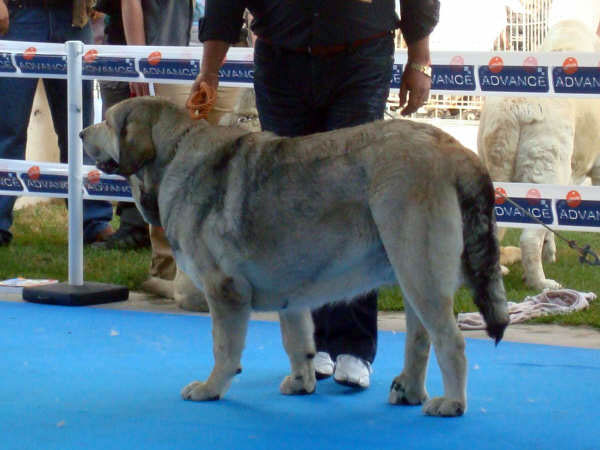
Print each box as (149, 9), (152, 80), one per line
(96, 158), (120, 174)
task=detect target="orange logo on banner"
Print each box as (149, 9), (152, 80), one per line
(566, 190), (582, 208)
(27, 166), (40, 180)
(450, 55), (464, 72)
(488, 56), (504, 73)
(23, 47), (36, 61)
(526, 188), (541, 205)
(495, 187), (507, 205)
(562, 57), (578, 75)
(523, 56), (538, 73)
(83, 49), (98, 63)
(87, 170), (101, 184)
(148, 51), (162, 66)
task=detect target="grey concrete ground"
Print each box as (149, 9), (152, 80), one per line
(3, 290), (599, 349)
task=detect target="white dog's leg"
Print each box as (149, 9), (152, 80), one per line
(520, 228), (561, 290)
(278, 309), (317, 395)
(542, 231), (556, 263)
(389, 302), (430, 406)
(181, 274), (252, 401)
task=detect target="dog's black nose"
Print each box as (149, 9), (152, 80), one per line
(79, 130), (84, 139)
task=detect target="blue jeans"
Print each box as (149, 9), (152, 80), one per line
(253, 35), (394, 363)
(0, 6), (113, 243)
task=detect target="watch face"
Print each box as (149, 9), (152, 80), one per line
(410, 62), (431, 77)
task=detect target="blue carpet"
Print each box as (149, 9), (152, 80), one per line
(0, 300), (599, 450)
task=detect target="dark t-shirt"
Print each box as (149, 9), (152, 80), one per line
(199, 0), (439, 47)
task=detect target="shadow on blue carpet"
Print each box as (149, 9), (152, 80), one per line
(1, 301), (598, 449)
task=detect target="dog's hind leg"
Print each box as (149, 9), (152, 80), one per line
(389, 301), (430, 406)
(371, 194), (467, 416)
(400, 279), (467, 417)
(278, 309), (317, 395)
(181, 273), (252, 401)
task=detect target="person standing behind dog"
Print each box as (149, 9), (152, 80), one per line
(190, 0), (439, 389)
(120, 0), (194, 284)
(91, 0), (151, 251)
(0, 0), (114, 246)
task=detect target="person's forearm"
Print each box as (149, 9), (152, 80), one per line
(0, 0), (9, 36)
(407, 36), (431, 65)
(121, 0), (146, 45)
(201, 40), (231, 76)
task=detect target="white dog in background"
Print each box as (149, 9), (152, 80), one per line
(478, 20), (600, 290)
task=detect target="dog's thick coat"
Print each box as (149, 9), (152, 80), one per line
(478, 20), (600, 289)
(81, 96), (509, 417)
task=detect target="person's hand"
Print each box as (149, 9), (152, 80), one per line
(0, 0), (9, 36)
(399, 62), (431, 116)
(186, 72), (218, 120)
(129, 81), (150, 97)
(399, 36), (432, 116)
(188, 72), (219, 105)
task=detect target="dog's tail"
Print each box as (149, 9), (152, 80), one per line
(456, 157), (510, 344)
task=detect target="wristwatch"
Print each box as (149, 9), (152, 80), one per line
(408, 62), (432, 78)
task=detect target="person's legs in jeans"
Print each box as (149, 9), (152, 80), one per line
(0, 74), (38, 244)
(0, 7), (50, 244)
(311, 36), (394, 367)
(254, 36), (394, 380)
(44, 7), (113, 243)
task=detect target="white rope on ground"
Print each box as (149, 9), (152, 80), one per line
(457, 289), (597, 330)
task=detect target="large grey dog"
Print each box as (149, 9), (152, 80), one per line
(81, 96), (509, 417)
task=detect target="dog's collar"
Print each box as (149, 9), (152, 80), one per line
(173, 125), (196, 155)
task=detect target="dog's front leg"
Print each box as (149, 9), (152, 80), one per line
(278, 309), (317, 395)
(181, 274), (251, 401)
(389, 302), (430, 406)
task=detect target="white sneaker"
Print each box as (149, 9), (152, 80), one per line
(314, 352), (335, 379)
(333, 354), (372, 389)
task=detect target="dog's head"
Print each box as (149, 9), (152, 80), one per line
(81, 96), (195, 226)
(80, 96), (175, 176)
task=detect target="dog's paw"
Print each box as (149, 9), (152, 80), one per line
(422, 397), (465, 417)
(181, 381), (221, 401)
(388, 374), (428, 406)
(528, 277), (562, 291)
(500, 265), (510, 276)
(279, 373), (316, 396)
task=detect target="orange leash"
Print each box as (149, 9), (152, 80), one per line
(185, 81), (217, 120)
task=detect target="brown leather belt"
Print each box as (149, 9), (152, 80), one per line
(258, 30), (392, 57)
(8, 0), (66, 8)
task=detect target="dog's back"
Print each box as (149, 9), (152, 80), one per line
(478, 20), (600, 184)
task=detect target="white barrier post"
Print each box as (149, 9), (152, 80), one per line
(66, 40), (84, 286)
(21, 41), (129, 306)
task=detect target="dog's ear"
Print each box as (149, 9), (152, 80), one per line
(109, 98), (157, 176)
